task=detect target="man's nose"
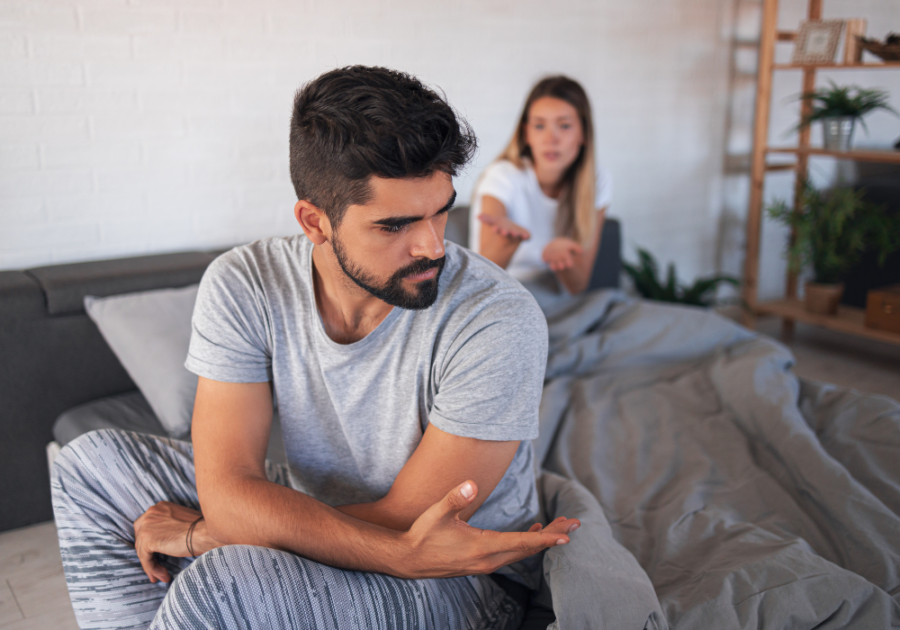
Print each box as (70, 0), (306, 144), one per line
(410, 219), (445, 260)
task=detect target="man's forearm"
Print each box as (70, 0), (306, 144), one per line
(200, 475), (409, 576)
(336, 501), (410, 531)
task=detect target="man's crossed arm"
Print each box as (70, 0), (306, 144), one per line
(134, 377), (579, 583)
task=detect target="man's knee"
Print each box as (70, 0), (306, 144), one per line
(158, 545), (270, 627)
(51, 429), (132, 503)
(53, 429), (112, 480)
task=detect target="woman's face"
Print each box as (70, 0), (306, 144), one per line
(524, 96), (584, 178)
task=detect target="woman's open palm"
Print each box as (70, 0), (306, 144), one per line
(478, 214), (531, 242)
(542, 237), (583, 271)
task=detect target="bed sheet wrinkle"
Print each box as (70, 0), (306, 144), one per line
(531, 289), (900, 628)
(799, 380), (900, 518)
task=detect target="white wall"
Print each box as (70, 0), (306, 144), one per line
(0, 0), (737, 277)
(3, 0), (895, 291)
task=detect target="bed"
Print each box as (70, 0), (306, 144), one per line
(3, 208), (898, 628)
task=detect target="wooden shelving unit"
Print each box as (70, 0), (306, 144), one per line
(773, 62), (900, 70)
(742, 0), (900, 346)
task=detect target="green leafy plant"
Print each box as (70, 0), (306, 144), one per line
(795, 81), (897, 132)
(622, 248), (739, 307)
(766, 182), (900, 284)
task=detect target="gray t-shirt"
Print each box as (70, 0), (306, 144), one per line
(185, 235), (548, 584)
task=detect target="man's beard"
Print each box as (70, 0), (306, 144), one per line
(331, 232), (445, 310)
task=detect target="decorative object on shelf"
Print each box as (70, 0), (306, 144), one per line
(767, 182), (900, 315)
(804, 282), (845, 314)
(865, 285), (900, 333)
(843, 19), (867, 64)
(792, 20), (844, 65)
(622, 248), (738, 307)
(859, 33), (900, 62)
(822, 117), (855, 151)
(795, 81), (897, 150)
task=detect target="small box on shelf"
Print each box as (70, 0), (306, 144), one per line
(865, 285), (900, 334)
(843, 20), (866, 65)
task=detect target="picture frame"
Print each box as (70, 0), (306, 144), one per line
(792, 20), (844, 65)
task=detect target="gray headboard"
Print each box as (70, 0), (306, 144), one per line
(0, 251), (219, 531)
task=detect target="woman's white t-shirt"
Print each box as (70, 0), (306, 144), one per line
(468, 160), (613, 282)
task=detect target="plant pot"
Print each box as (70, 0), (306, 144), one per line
(821, 117), (855, 152)
(805, 282), (844, 315)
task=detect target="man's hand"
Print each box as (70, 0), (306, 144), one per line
(542, 237), (584, 272)
(396, 480), (580, 579)
(478, 214), (531, 242)
(133, 501), (219, 583)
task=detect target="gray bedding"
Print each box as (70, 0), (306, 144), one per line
(530, 287), (900, 629)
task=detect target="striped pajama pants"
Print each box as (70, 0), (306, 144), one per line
(50, 429), (524, 630)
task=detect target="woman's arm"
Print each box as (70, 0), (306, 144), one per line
(477, 195), (530, 270)
(544, 207), (607, 294)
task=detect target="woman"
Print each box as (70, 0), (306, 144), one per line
(469, 76), (612, 294)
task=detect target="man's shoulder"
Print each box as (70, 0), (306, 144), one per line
(443, 241), (531, 295)
(207, 235), (309, 283)
(439, 242), (546, 330)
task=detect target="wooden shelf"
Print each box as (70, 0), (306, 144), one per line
(767, 146), (900, 164)
(743, 0), (900, 348)
(773, 62), (900, 70)
(755, 299), (900, 345)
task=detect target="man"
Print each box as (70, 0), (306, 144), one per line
(52, 66), (579, 629)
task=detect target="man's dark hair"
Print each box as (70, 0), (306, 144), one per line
(290, 66), (477, 228)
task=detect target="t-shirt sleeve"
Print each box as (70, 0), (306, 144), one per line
(475, 160), (519, 209)
(428, 289), (548, 441)
(184, 252), (272, 383)
(595, 165), (613, 210)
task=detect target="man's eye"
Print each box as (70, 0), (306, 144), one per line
(380, 224), (404, 234)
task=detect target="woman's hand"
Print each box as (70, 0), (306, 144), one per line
(478, 214), (531, 242)
(133, 501), (219, 583)
(542, 237), (584, 271)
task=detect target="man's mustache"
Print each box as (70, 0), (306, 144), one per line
(393, 256), (445, 281)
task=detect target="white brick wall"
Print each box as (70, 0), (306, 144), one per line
(2, 0), (898, 294)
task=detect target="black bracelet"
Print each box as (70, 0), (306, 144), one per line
(186, 515), (204, 558)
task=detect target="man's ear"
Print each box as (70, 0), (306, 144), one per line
(294, 200), (331, 245)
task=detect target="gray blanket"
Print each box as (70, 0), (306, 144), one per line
(531, 288), (900, 629)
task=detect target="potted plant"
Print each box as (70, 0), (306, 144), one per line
(767, 182), (900, 315)
(795, 81), (897, 151)
(622, 248), (738, 307)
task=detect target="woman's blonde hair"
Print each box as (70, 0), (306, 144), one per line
(498, 75), (597, 245)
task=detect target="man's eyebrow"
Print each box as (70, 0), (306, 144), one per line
(373, 190), (457, 228)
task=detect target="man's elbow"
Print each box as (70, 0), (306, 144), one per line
(196, 475), (254, 544)
(203, 511), (237, 545)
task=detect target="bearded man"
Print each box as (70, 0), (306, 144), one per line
(51, 66), (579, 630)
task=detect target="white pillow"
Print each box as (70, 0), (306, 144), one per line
(84, 285), (199, 438)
